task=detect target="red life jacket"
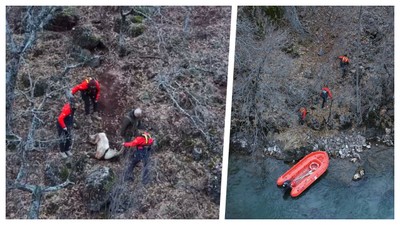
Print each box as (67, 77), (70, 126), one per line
(123, 132), (154, 149)
(299, 107), (307, 120)
(71, 77), (101, 100)
(339, 56), (349, 63)
(58, 103), (74, 129)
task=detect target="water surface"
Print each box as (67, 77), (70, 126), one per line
(225, 147), (394, 219)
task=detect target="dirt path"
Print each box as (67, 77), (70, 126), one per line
(97, 71), (127, 149)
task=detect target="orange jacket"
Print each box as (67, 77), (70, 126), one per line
(338, 55), (349, 63)
(299, 107), (307, 120)
(71, 79), (100, 101)
(58, 103), (73, 129)
(321, 87), (333, 99)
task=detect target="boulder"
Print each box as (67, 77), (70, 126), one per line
(338, 114), (352, 130)
(44, 7), (79, 32)
(128, 24), (145, 37)
(83, 166), (115, 212)
(72, 26), (105, 50)
(352, 166), (365, 181)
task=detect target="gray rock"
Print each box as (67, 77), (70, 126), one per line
(339, 115), (352, 130)
(72, 26), (105, 50)
(83, 166), (115, 212)
(87, 56), (102, 68)
(352, 166), (365, 181)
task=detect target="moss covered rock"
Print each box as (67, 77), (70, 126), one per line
(44, 7), (79, 32)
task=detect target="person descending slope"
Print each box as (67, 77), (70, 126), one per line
(338, 54), (350, 77)
(71, 77), (101, 122)
(320, 85), (333, 109)
(57, 98), (76, 158)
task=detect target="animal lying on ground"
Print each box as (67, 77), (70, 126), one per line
(88, 132), (123, 159)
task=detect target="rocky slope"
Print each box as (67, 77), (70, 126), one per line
(6, 6), (230, 219)
(230, 6), (394, 163)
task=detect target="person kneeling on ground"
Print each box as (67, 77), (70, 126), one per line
(122, 130), (154, 184)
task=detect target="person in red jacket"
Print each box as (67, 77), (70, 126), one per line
(122, 131), (154, 183)
(299, 107), (307, 125)
(320, 85), (333, 109)
(71, 77), (101, 122)
(57, 98), (76, 158)
(338, 54), (350, 77)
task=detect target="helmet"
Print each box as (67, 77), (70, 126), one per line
(85, 77), (93, 83)
(88, 79), (97, 89)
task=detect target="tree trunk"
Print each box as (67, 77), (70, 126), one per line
(6, 6), (55, 135)
(284, 6), (308, 36)
(355, 6), (363, 125)
(6, 57), (20, 135)
(118, 7), (134, 57)
(28, 186), (42, 219)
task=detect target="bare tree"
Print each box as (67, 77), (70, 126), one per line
(6, 6), (56, 135)
(117, 6), (134, 57)
(284, 6), (309, 36)
(6, 7), (101, 218)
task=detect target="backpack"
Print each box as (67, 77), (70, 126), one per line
(87, 79), (97, 96)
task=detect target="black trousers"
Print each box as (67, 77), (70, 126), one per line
(340, 61), (349, 77)
(57, 123), (72, 153)
(81, 92), (98, 115)
(124, 147), (150, 184)
(321, 92), (328, 108)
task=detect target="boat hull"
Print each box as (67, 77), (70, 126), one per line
(277, 151), (329, 197)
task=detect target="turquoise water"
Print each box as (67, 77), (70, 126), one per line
(225, 147), (394, 219)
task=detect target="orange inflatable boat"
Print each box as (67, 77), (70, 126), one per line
(277, 151), (329, 197)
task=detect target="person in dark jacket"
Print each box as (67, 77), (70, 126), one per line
(122, 130), (154, 183)
(120, 108), (142, 142)
(57, 98), (76, 158)
(320, 85), (333, 109)
(71, 77), (101, 122)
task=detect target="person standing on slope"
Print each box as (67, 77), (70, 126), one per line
(71, 77), (101, 122)
(57, 98), (76, 158)
(122, 130), (154, 184)
(338, 54), (350, 77)
(320, 85), (333, 109)
(299, 107), (307, 125)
